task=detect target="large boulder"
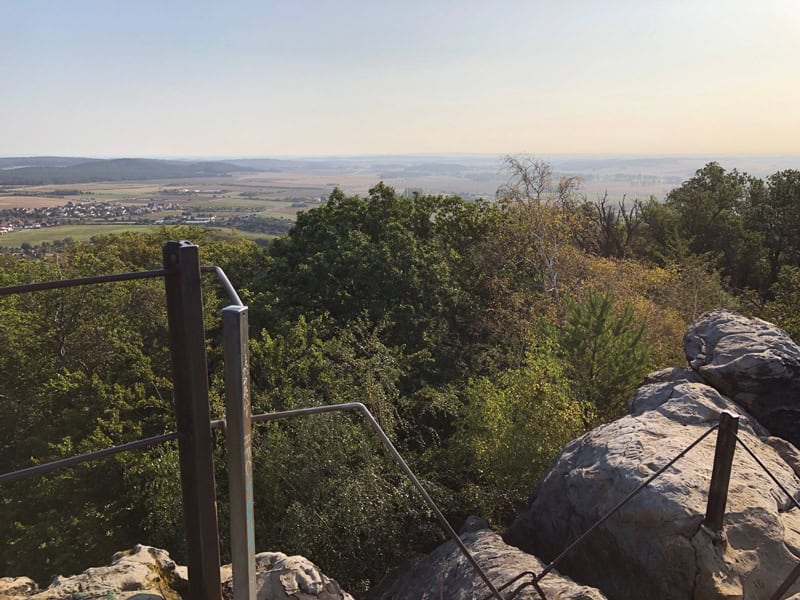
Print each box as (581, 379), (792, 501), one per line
(685, 310), (800, 446)
(505, 368), (800, 600)
(370, 516), (607, 600)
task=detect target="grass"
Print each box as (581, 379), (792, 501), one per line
(0, 224), (158, 246)
(214, 228), (276, 242)
(0, 223), (278, 248)
(184, 197), (296, 210)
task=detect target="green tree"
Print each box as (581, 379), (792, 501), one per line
(559, 290), (650, 426)
(748, 170), (800, 290)
(664, 162), (763, 291)
(453, 341), (584, 524)
(248, 317), (443, 593)
(763, 266), (800, 341)
(254, 184), (499, 389)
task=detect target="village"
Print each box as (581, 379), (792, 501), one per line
(0, 199), (195, 234)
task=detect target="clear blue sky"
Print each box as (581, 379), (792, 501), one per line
(2, 0), (799, 156)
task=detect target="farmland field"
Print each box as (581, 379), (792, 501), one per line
(0, 172), (312, 247)
(0, 224), (158, 245)
(0, 223), (275, 247)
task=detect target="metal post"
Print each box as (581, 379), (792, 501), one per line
(222, 305), (256, 600)
(163, 241), (222, 600)
(703, 411), (740, 533)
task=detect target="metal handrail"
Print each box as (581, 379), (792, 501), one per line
(251, 402), (505, 600)
(0, 432), (178, 485)
(0, 261), (233, 485)
(0, 420), (227, 485)
(0, 269), (168, 297)
(0, 249), (240, 600)
(201, 265), (244, 307)
(0, 264), (240, 301)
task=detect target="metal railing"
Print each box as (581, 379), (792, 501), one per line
(0, 240), (505, 600)
(0, 242), (235, 600)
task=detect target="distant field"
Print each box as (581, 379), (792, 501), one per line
(0, 195), (66, 208)
(0, 223), (277, 247)
(0, 224), (157, 246)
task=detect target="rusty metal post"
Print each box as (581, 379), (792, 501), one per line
(222, 305), (256, 600)
(163, 241), (222, 600)
(703, 411), (740, 533)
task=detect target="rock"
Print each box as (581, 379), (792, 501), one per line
(369, 520), (607, 600)
(3, 546), (353, 600)
(685, 310), (800, 446)
(21, 545), (183, 600)
(505, 368), (800, 600)
(0, 577), (38, 599)
(221, 552), (353, 600)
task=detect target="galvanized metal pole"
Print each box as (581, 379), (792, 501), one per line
(703, 410), (740, 533)
(222, 305), (256, 600)
(163, 241), (222, 600)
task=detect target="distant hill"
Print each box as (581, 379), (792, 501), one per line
(0, 157), (257, 185)
(221, 157), (349, 171)
(0, 156), (101, 169)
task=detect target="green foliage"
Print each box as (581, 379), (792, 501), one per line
(559, 290), (650, 425)
(254, 184), (502, 390)
(749, 170), (800, 289)
(0, 228), (262, 583)
(248, 317), (442, 592)
(763, 266), (800, 341)
(579, 194), (644, 259)
(453, 341), (584, 524)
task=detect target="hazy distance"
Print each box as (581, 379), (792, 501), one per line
(3, 153), (799, 201)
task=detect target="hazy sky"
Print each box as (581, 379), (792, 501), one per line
(2, 1), (799, 157)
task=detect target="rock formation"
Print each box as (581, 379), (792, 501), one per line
(0, 545), (353, 600)
(369, 516), (607, 600)
(685, 309), (800, 447)
(505, 310), (800, 600)
(0, 545), (183, 600)
(223, 552), (354, 600)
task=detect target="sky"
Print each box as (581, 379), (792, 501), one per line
(2, 0), (799, 157)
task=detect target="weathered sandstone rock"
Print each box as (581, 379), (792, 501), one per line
(0, 578), (38, 599)
(370, 516), (607, 600)
(221, 552), (354, 600)
(4, 545), (185, 600)
(685, 310), (800, 446)
(505, 368), (800, 600)
(2, 546), (352, 600)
